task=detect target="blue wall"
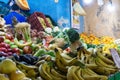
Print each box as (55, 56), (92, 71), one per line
(0, 0), (84, 32)
(28, 0), (71, 27)
(0, 0), (9, 4)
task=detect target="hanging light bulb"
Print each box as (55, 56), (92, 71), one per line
(54, 0), (59, 3)
(97, 0), (104, 6)
(107, 0), (115, 12)
(107, 4), (115, 12)
(83, 0), (93, 4)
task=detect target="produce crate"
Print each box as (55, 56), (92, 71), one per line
(27, 12), (51, 31)
(108, 71), (120, 80)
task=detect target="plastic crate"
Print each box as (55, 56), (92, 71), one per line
(108, 72), (120, 80)
(27, 12), (51, 31)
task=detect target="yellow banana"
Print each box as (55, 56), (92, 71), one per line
(85, 68), (98, 76)
(82, 48), (91, 55)
(26, 69), (38, 78)
(104, 67), (118, 74)
(51, 68), (67, 79)
(75, 68), (84, 80)
(92, 67), (111, 76)
(85, 63), (98, 70)
(39, 62), (53, 80)
(61, 53), (72, 60)
(96, 50), (114, 65)
(45, 64), (64, 80)
(44, 63), (66, 80)
(55, 48), (68, 66)
(50, 73), (64, 80)
(35, 60), (46, 66)
(94, 57), (116, 69)
(55, 57), (68, 72)
(81, 68), (108, 80)
(65, 57), (80, 66)
(55, 48), (84, 67)
(83, 75), (108, 80)
(16, 62), (37, 70)
(67, 66), (80, 80)
(46, 63), (63, 80)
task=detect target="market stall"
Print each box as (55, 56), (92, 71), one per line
(0, 0), (120, 80)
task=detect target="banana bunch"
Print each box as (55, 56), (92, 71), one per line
(36, 47), (118, 80)
(67, 66), (108, 80)
(85, 48), (118, 76)
(16, 62), (38, 79)
(54, 48), (85, 72)
(67, 66), (84, 80)
(38, 62), (66, 80)
(77, 46), (91, 63)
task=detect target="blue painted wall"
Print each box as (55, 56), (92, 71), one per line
(28, 0), (71, 27)
(0, 0), (84, 32)
(0, 0), (9, 4)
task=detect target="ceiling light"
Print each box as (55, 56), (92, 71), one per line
(107, 4), (115, 12)
(83, 0), (93, 4)
(54, 0), (59, 3)
(97, 0), (104, 6)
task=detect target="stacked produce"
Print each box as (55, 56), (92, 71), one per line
(0, 20), (119, 80)
(0, 17), (7, 36)
(0, 46), (118, 80)
(80, 32), (118, 54)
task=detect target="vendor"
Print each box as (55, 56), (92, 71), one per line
(4, 4), (26, 28)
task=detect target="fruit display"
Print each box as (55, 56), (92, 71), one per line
(80, 33), (114, 45)
(0, 19), (119, 80)
(80, 32), (118, 54)
(0, 46), (118, 80)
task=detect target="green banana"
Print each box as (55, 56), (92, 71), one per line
(39, 62), (53, 80)
(67, 66), (80, 80)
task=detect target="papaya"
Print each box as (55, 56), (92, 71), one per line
(15, 0), (30, 10)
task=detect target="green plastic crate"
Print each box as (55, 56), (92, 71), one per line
(108, 72), (120, 80)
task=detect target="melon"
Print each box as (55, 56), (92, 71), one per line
(15, 0), (30, 10)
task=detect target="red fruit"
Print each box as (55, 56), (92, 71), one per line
(12, 48), (20, 55)
(7, 48), (13, 52)
(7, 52), (13, 56)
(0, 36), (4, 43)
(0, 42), (6, 47)
(5, 34), (14, 40)
(5, 44), (10, 49)
(23, 46), (32, 54)
(0, 47), (7, 53)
